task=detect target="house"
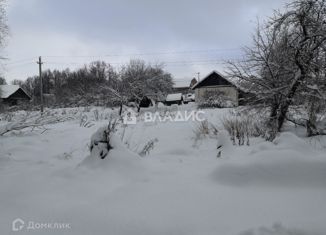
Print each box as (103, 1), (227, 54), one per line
(192, 71), (241, 106)
(0, 85), (31, 106)
(173, 78), (197, 94)
(165, 93), (183, 106)
(145, 92), (165, 104)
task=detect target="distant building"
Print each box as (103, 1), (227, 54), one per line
(173, 78), (197, 94)
(165, 93), (183, 106)
(192, 71), (241, 106)
(0, 85), (31, 106)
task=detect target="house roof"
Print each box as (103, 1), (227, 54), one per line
(173, 80), (191, 88)
(166, 93), (183, 101)
(192, 71), (238, 90)
(0, 85), (31, 99)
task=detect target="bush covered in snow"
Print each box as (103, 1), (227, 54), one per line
(239, 223), (316, 235)
(198, 91), (236, 109)
(89, 117), (118, 159)
(0, 110), (75, 136)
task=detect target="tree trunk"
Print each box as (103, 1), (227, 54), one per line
(266, 101), (279, 141)
(277, 103), (289, 132)
(277, 71), (305, 132)
(306, 100), (319, 137)
(269, 102), (278, 124)
(306, 119), (318, 137)
(119, 102), (123, 116)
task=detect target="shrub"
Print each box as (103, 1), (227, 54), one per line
(222, 117), (250, 146)
(198, 91), (236, 109)
(93, 109), (99, 121)
(139, 138), (158, 156)
(80, 115), (94, 128)
(193, 120), (210, 137)
(193, 120), (219, 143)
(222, 110), (268, 145)
(89, 116), (119, 159)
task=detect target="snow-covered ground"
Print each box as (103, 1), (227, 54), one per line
(0, 105), (326, 235)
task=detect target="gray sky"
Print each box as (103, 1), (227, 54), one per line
(2, 0), (288, 83)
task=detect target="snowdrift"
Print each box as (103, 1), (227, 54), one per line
(239, 223), (323, 235)
(213, 132), (326, 188)
(79, 133), (147, 180)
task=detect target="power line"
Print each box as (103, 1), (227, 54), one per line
(3, 48), (241, 69)
(5, 62), (35, 69)
(3, 59), (231, 72)
(43, 58), (232, 66)
(42, 48), (241, 58)
(4, 57), (38, 65)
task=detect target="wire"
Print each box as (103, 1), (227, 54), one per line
(43, 58), (234, 66)
(5, 62), (35, 69)
(4, 57), (38, 65)
(2, 48), (241, 69)
(42, 48), (241, 58)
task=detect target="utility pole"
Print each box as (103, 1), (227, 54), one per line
(107, 63), (111, 86)
(37, 56), (44, 113)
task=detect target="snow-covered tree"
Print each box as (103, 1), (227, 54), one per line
(0, 0), (8, 111)
(0, 0), (8, 48)
(228, 0), (326, 139)
(0, 77), (6, 85)
(272, 0), (326, 133)
(120, 59), (173, 111)
(121, 60), (173, 96)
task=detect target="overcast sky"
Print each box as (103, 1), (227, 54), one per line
(2, 0), (288, 83)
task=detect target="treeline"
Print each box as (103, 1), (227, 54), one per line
(11, 59), (174, 107)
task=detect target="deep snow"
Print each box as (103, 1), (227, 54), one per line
(0, 105), (326, 235)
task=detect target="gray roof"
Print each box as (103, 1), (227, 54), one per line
(0, 85), (31, 99)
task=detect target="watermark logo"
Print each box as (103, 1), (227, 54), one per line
(12, 218), (71, 232)
(123, 108), (137, 125)
(144, 110), (205, 123)
(123, 109), (206, 125)
(12, 218), (24, 232)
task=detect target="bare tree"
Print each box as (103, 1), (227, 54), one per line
(0, 0), (8, 110)
(227, 0), (326, 139)
(11, 79), (24, 86)
(298, 49), (326, 136)
(272, 0), (326, 133)
(120, 59), (173, 111)
(227, 22), (296, 139)
(0, 76), (6, 85)
(0, 0), (8, 48)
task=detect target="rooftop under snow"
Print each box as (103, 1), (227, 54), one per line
(166, 93), (183, 101)
(0, 85), (20, 98)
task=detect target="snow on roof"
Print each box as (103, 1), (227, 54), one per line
(0, 85), (21, 98)
(191, 70), (245, 91)
(173, 80), (190, 88)
(166, 93), (183, 101)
